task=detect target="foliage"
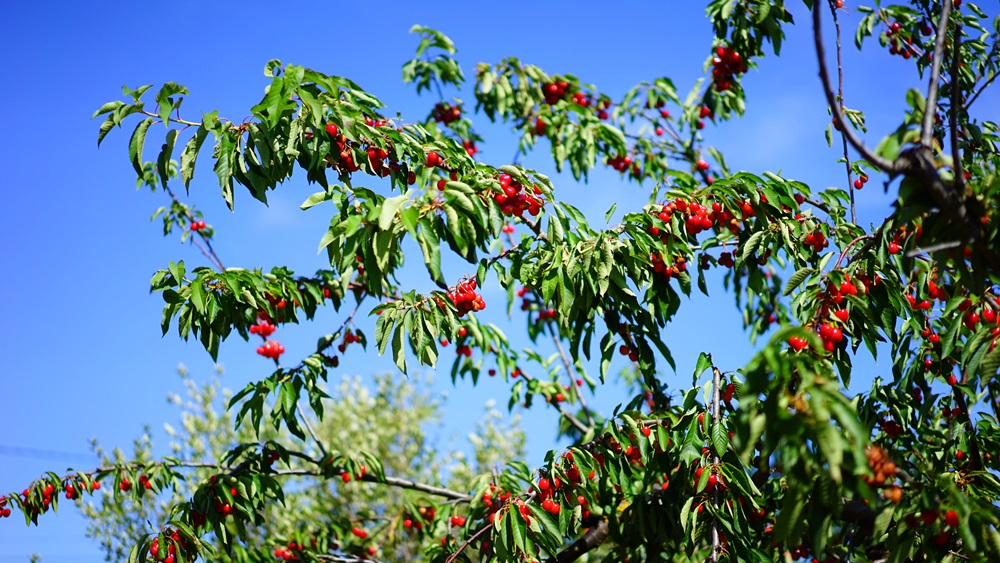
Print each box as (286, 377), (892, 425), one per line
(5, 1), (1000, 562)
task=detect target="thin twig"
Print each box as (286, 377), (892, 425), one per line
(445, 522), (491, 563)
(548, 325), (597, 431)
(517, 368), (590, 435)
(813, 2), (898, 173)
(834, 234), (874, 270)
(921, 0), (954, 149)
(296, 404), (328, 458)
(964, 43), (1000, 109)
(827, 1), (857, 224)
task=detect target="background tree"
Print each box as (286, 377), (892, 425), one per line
(3, 1), (1000, 562)
(81, 369), (524, 563)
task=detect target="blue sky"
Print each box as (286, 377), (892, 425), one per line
(2, 1), (997, 561)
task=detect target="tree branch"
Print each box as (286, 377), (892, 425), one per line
(445, 522), (491, 563)
(827, 1), (857, 224)
(710, 367), (722, 563)
(813, 2), (899, 174)
(297, 404), (329, 458)
(545, 518), (609, 563)
(950, 22), (966, 193)
(517, 368), (591, 435)
(921, 0), (954, 149)
(548, 325), (597, 431)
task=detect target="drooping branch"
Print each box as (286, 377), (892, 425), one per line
(921, 0), (954, 149)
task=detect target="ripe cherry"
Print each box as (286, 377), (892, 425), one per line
(325, 123), (338, 137)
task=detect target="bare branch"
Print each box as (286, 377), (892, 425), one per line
(921, 0), (954, 148)
(812, 2), (898, 173)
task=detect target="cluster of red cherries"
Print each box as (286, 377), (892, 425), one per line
(432, 103), (462, 125)
(189, 220), (207, 231)
(493, 173), (544, 217)
(804, 229), (830, 253)
(711, 45), (748, 92)
(273, 541), (305, 561)
(148, 529), (190, 563)
(542, 81), (572, 105)
(649, 252), (689, 282)
(249, 319), (277, 338)
(446, 279), (485, 317)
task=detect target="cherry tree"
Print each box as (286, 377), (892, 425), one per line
(5, 1), (1000, 562)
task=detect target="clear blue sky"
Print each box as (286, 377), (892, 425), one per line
(2, 1), (996, 561)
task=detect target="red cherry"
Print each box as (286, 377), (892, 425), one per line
(853, 179), (864, 190)
(945, 510), (960, 528)
(788, 336), (808, 352)
(325, 123), (338, 137)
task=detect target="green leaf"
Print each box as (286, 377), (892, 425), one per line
(711, 420), (729, 457)
(128, 118), (155, 176)
(417, 223), (445, 288)
(692, 352), (712, 385)
(741, 230), (766, 261)
(783, 267), (815, 296)
(379, 194), (409, 231)
(157, 129), (178, 189)
(180, 125), (209, 189)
